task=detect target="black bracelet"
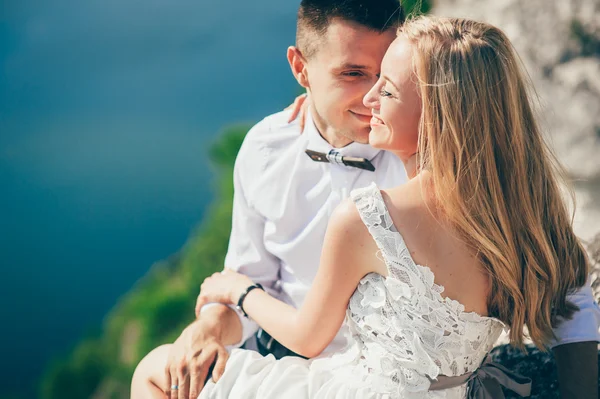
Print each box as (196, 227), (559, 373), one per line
(236, 283), (264, 318)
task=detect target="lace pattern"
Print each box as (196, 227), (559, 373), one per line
(335, 183), (505, 398)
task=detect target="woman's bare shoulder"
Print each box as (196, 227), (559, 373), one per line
(326, 198), (387, 276)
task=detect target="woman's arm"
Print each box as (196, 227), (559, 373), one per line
(246, 199), (380, 357)
(197, 199), (381, 358)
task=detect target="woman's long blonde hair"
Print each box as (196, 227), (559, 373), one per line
(401, 16), (589, 349)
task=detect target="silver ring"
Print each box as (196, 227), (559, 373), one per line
(171, 384), (179, 391)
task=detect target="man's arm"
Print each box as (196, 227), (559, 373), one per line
(551, 281), (600, 399)
(197, 303), (243, 347)
(166, 128), (282, 399)
(553, 342), (598, 399)
(201, 132), (283, 346)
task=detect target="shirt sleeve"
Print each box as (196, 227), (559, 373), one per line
(202, 134), (282, 348)
(550, 277), (600, 348)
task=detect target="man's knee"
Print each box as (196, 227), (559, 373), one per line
(132, 344), (172, 387)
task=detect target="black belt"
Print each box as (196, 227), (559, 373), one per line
(256, 329), (307, 360)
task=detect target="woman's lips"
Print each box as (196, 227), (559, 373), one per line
(370, 116), (384, 126)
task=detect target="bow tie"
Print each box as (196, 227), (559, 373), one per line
(305, 149), (375, 172)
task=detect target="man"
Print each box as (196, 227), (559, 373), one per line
(132, 1), (600, 398)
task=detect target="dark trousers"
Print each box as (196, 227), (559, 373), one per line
(255, 329), (307, 360)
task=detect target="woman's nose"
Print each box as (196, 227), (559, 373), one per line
(363, 83), (380, 110)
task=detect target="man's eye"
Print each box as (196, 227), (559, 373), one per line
(342, 71), (364, 77)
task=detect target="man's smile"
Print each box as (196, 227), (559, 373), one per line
(349, 110), (372, 123)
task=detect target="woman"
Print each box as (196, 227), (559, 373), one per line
(159, 16), (589, 398)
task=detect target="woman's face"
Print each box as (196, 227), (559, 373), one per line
(363, 37), (422, 161)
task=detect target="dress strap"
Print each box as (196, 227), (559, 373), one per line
(350, 183), (432, 294)
(350, 183), (396, 233)
(350, 183), (398, 266)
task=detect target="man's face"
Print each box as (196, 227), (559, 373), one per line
(304, 19), (396, 145)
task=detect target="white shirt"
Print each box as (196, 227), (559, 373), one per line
(221, 109), (600, 352)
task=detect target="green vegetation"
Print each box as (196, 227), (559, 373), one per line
(570, 19), (600, 57)
(38, 125), (250, 399)
(402, 0), (432, 17)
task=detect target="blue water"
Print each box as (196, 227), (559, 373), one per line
(0, 1), (299, 395)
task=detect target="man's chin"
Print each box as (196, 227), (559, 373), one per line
(352, 126), (372, 145)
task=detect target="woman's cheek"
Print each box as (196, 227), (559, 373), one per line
(368, 126), (386, 149)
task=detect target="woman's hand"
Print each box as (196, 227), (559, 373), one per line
(285, 93), (309, 133)
(195, 269), (254, 317)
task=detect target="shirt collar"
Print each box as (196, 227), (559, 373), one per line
(304, 109), (382, 161)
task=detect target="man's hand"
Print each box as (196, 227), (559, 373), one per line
(164, 305), (241, 399)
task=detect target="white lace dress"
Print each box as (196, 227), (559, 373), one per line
(199, 183), (505, 399)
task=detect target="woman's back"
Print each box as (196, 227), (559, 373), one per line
(381, 174), (491, 317)
(311, 182), (506, 398)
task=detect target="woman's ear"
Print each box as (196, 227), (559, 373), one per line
(287, 46), (309, 89)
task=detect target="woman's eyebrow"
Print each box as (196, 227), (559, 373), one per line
(381, 74), (400, 91)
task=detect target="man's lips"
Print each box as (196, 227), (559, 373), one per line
(349, 111), (372, 123)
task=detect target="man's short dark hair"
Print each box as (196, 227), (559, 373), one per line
(297, 0), (405, 57)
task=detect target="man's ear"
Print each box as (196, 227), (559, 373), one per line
(287, 46), (309, 89)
